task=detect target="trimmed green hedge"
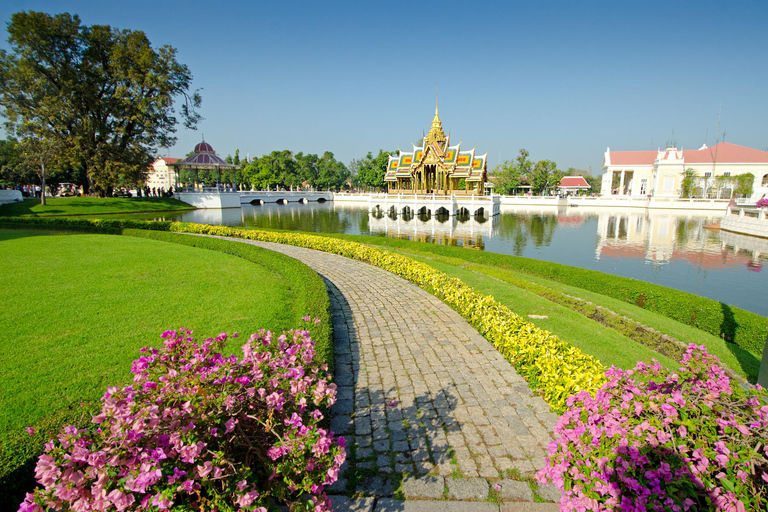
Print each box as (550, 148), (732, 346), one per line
(326, 235), (768, 355)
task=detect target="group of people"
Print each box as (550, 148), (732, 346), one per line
(136, 186), (173, 198)
(9, 184), (43, 198)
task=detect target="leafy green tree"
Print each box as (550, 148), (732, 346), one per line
(315, 152), (349, 191)
(295, 152), (319, 189)
(492, 149), (533, 195)
(0, 11), (201, 196)
(531, 159), (557, 195)
(0, 137), (23, 186)
(355, 150), (391, 191)
(680, 168), (697, 198)
(733, 173), (754, 198)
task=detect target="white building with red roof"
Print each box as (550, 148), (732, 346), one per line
(558, 176), (591, 195)
(601, 142), (768, 200)
(146, 156), (181, 191)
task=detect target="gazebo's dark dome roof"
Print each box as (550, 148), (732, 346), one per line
(194, 141), (214, 153)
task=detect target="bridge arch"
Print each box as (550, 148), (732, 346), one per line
(435, 206), (450, 216)
(250, 199), (264, 205)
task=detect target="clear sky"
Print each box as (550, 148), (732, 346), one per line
(2, 0), (767, 174)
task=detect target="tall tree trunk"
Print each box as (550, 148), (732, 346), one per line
(40, 158), (46, 206)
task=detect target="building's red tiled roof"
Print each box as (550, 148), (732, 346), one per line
(160, 157), (181, 163)
(683, 142), (768, 164)
(609, 150), (657, 166)
(559, 176), (591, 188)
(608, 142), (768, 166)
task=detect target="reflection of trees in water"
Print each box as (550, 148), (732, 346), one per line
(242, 204), (354, 234)
(497, 211), (558, 254)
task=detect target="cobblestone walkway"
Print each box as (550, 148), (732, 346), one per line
(213, 237), (561, 508)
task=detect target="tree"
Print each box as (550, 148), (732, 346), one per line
(316, 152), (349, 191)
(0, 11), (201, 196)
(492, 149), (534, 195)
(680, 168), (697, 198)
(355, 150), (392, 191)
(531, 159), (557, 195)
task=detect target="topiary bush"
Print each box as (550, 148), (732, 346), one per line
(536, 344), (768, 511)
(19, 324), (345, 512)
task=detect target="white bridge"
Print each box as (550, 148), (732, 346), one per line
(239, 191), (333, 205)
(369, 193), (501, 217)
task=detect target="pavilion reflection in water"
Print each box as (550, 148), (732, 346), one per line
(367, 211), (497, 249)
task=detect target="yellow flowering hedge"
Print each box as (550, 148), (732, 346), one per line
(171, 222), (606, 412)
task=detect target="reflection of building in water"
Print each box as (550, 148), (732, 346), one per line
(368, 213), (497, 249)
(594, 209), (761, 269)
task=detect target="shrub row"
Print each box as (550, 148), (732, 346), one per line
(329, 234), (768, 355)
(167, 222), (607, 412)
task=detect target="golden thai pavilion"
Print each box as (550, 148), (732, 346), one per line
(385, 108), (488, 195)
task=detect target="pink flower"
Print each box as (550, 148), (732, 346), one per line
(25, 427), (35, 436)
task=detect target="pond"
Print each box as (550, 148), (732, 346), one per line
(129, 202), (768, 317)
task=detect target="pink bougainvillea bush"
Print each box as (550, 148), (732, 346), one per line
(19, 325), (345, 512)
(756, 198), (768, 208)
(536, 344), (768, 512)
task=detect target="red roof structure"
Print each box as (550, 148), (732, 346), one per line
(159, 157), (180, 164)
(609, 151), (657, 166)
(607, 143), (768, 166)
(559, 176), (591, 189)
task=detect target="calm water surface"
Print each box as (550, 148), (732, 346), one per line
(133, 202), (768, 317)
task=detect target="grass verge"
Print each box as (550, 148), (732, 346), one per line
(322, 234), (768, 356)
(0, 197), (194, 217)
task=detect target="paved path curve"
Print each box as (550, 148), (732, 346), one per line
(211, 237), (561, 508)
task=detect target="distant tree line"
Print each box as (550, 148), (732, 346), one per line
(176, 149), (395, 192)
(491, 149), (601, 196)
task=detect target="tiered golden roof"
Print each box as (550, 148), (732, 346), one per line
(384, 108), (488, 195)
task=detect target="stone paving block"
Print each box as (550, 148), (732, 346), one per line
(497, 479), (534, 501)
(499, 503), (559, 512)
(402, 475), (445, 499)
(510, 459), (536, 476)
(536, 483), (562, 503)
(374, 499), (498, 512)
(358, 475), (396, 497)
(331, 416), (352, 434)
(445, 477), (489, 500)
(328, 495), (375, 512)
(395, 463), (414, 473)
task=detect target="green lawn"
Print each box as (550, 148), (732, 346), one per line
(0, 227), (331, 506)
(319, 233), (760, 381)
(0, 197), (194, 217)
(0, 229), (305, 433)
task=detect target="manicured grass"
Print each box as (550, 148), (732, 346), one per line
(325, 233), (768, 356)
(404, 253), (678, 371)
(0, 229), (301, 433)
(0, 197), (194, 217)
(323, 233), (759, 380)
(0, 228), (330, 505)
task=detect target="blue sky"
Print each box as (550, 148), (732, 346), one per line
(2, 0), (767, 174)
